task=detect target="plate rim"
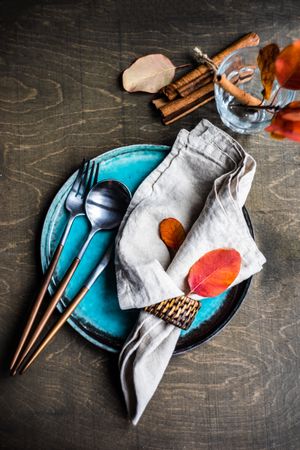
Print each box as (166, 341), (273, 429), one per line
(40, 144), (170, 353)
(40, 144), (253, 355)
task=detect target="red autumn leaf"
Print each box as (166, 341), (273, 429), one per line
(265, 101), (300, 142)
(187, 249), (241, 297)
(257, 43), (280, 100)
(159, 218), (186, 251)
(275, 40), (300, 89)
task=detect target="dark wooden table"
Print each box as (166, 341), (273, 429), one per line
(0, 1), (299, 449)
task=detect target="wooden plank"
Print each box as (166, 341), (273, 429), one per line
(0, 1), (299, 449)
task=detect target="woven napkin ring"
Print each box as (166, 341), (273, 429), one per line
(144, 295), (200, 330)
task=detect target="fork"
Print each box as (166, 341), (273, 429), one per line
(10, 159), (99, 374)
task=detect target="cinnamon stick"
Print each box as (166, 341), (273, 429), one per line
(162, 32), (260, 100)
(152, 97), (168, 109)
(155, 81), (214, 125)
(163, 95), (214, 125)
(153, 71), (256, 125)
(215, 74), (261, 106)
(178, 71), (214, 97)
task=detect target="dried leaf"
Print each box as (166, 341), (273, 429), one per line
(265, 101), (300, 142)
(257, 43), (280, 100)
(122, 54), (176, 93)
(159, 218), (186, 251)
(275, 40), (300, 89)
(188, 249), (241, 297)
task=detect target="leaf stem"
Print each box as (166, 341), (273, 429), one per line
(269, 86), (282, 107)
(230, 104), (281, 113)
(175, 63), (193, 70)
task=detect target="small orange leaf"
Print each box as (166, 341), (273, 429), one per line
(257, 43), (280, 100)
(159, 218), (186, 251)
(188, 249), (241, 297)
(270, 131), (285, 140)
(265, 101), (300, 142)
(275, 40), (300, 90)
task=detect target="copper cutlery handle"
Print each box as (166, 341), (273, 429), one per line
(11, 257), (80, 375)
(10, 159), (100, 375)
(10, 214), (76, 373)
(10, 243), (64, 372)
(19, 244), (113, 373)
(20, 286), (89, 374)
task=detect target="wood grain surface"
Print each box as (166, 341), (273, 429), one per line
(0, 1), (299, 449)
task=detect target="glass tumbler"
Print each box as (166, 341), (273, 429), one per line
(214, 47), (295, 134)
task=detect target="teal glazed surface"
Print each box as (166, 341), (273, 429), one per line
(41, 144), (251, 354)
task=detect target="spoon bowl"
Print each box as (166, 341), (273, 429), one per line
(85, 180), (131, 230)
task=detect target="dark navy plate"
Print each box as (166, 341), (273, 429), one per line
(41, 145), (252, 354)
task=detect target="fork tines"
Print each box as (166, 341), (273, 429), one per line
(76, 159), (99, 198)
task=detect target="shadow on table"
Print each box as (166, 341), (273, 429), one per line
(0, 0), (82, 26)
(0, 188), (56, 379)
(0, 0), (38, 23)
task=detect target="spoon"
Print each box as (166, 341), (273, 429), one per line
(13, 180), (131, 374)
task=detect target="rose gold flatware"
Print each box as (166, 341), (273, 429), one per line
(15, 180), (131, 374)
(10, 159), (99, 375)
(20, 244), (114, 374)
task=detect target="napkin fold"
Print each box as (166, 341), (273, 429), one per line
(115, 119), (266, 425)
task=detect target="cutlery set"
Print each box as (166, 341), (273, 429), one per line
(10, 160), (131, 375)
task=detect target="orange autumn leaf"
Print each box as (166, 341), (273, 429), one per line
(257, 43), (280, 100)
(159, 218), (186, 251)
(265, 101), (300, 142)
(270, 131), (285, 140)
(188, 249), (241, 297)
(275, 40), (300, 90)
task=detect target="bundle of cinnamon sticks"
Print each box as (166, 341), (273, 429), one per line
(153, 32), (260, 125)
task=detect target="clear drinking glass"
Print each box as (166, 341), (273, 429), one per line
(214, 47), (296, 134)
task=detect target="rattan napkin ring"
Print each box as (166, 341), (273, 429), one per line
(144, 295), (200, 330)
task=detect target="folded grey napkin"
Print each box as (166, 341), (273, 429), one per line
(115, 119), (266, 425)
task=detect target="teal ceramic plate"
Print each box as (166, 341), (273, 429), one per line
(41, 145), (252, 354)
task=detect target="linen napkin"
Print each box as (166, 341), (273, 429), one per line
(115, 119), (266, 425)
